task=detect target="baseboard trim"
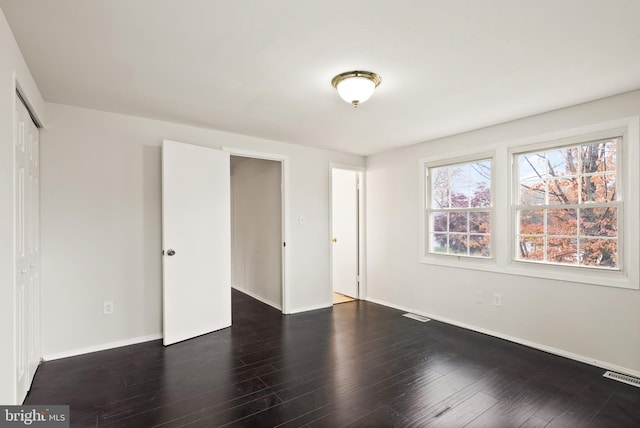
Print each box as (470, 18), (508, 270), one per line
(287, 303), (332, 314)
(232, 286), (282, 311)
(42, 333), (163, 361)
(365, 296), (640, 379)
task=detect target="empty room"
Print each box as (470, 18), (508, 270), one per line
(1, 1), (639, 427)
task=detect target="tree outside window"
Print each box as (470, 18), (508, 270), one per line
(515, 137), (619, 269)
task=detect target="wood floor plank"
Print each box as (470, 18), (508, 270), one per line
(545, 383), (614, 428)
(519, 415), (550, 428)
(589, 392), (640, 427)
(463, 381), (552, 427)
(423, 392), (499, 428)
(385, 363), (503, 427)
(23, 289), (640, 428)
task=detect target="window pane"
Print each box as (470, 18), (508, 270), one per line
(449, 234), (468, 255)
(601, 139), (617, 173)
(520, 180), (545, 205)
(548, 178), (578, 205)
(450, 188), (469, 208)
(518, 209), (544, 235)
(517, 236), (544, 261)
(581, 173), (616, 203)
(432, 188), (449, 208)
(580, 239), (617, 268)
(581, 140), (617, 174)
(431, 166), (449, 188)
(449, 212), (468, 233)
(547, 237), (578, 265)
(471, 160), (491, 187)
(470, 183), (491, 207)
(547, 147), (578, 177)
(470, 211), (490, 233)
(432, 234), (448, 253)
(580, 207), (617, 237)
(547, 208), (577, 236)
(469, 235), (490, 257)
(431, 212), (448, 232)
(518, 153), (546, 181)
(449, 164), (470, 188)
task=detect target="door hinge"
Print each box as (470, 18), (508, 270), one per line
(283, 242), (286, 247)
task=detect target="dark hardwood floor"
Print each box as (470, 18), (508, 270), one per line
(25, 290), (640, 427)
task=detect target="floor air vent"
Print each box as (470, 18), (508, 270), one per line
(403, 313), (431, 322)
(603, 371), (640, 388)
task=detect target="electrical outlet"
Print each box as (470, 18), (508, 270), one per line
(493, 293), (502, 307)
(103, 300), (114, 315)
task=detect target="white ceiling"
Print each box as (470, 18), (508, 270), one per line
(2, 0), (640, 156)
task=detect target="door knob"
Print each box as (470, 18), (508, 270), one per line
(166, 249), (176, 256)
(332, 238), (337, 243)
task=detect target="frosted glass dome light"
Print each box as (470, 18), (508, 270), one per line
(331, 71), (381, 108)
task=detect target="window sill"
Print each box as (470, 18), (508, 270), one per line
(420, 254), (638, 290)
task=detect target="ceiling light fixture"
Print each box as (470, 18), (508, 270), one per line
(331, 70), (381, 108)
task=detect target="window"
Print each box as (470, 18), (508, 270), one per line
(514, 137), (620, 270)
(420, 118), (637, 289)
(426, 158), (493, 258)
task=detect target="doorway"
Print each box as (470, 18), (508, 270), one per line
(230, 156), (283, 310)
(222, 147), (289, 314)
(330, 166), (364, 304)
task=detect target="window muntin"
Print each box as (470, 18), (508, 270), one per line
(428, 159), (492, 258)
(514, 137), (620, 269)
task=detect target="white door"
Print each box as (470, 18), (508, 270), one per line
(15, 94), (40, 403)
(162, 140), (231, 346)
(331, 168), (359, 298)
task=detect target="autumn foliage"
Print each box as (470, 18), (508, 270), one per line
(517, 138), (618, 268)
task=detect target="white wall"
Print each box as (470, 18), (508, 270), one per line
(231, 156), (282, 308)
(40, 102), (364, 358)
(0, 7), (45, 404)
(366, 90), (640, 376)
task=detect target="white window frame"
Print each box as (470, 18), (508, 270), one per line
(506, 118), (639, 290)
(420, 151), (496, 268)
(512, 135), (621, 269)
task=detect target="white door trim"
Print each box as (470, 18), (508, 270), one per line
(329, 163), (366, 301)
(222, 147), (291, 314)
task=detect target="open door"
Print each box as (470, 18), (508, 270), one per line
(162, 140), (231, 346)
(331, 168), (359, 299)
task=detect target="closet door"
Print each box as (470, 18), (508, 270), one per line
(15, 94), (40, 403)
(26, 111), (40, 385)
